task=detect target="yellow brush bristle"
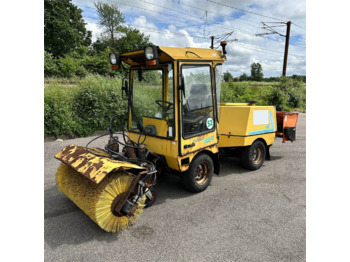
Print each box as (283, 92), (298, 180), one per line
(56, 163), (145, 232)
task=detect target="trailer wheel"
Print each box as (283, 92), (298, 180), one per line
(240, 140), (266, 170)
(181, 153), (213, 193)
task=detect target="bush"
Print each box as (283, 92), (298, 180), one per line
(266, 87), (288, 111)
(44, 85), (78, 138)
(44, 51), (60, 77)
(59, 54), (88, 78)
(44, 74), (127, 138)
(73, 75), (127, 136)
(220, 79), (305, 111)
(278, 77), (306, 110)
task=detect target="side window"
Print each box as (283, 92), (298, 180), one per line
(181, 65), (214, 138)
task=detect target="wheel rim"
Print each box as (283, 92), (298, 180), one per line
(194, 161), (210, 186)
(145, 192), (155, 206)
(252, 146), (263, 165)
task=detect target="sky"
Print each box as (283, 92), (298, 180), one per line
(72, 0), (306, 77)
(74, 0), (306, 77)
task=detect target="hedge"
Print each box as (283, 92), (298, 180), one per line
(44, 74), (127, 138)
(45, 75), (305, 138)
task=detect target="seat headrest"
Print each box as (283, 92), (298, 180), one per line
(190, 84), (208, 95)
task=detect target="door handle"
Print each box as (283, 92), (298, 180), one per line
(184, 142), (195, 149)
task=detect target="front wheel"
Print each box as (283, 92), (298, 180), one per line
(181, 153), (213, 193)
(240, 140), (266, 170)
(144, 188), (157, 208)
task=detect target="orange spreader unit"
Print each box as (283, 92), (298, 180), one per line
(276, 111), (299, 143)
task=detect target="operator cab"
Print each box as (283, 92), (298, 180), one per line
(109, 45), (226, 172)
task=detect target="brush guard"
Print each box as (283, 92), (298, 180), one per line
(114, 167), (157, 217)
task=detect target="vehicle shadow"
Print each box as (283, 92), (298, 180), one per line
(44, 174), (193, 249)
(44, 153), (280, 249)
(45, 186), (123, 250)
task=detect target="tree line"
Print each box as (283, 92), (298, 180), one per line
(223, 62), (306, 83)
(44, 0), (151, 78)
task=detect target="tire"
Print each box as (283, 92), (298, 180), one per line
(144, 189), (157, 208)
(181, 153), (213, 193)
(240, 140), (266, 170)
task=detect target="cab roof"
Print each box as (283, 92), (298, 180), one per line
(121, 46), (226, 66)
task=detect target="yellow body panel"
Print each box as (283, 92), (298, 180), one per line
(218, 103), (277, 147)
(128, 132), (180, 170)
(121, 47), (226, 66)
(218, 133), (276, 147)
(159, 46), (226, 62)
(142, 117), (168, 137)
(177, 145), (219, 172)
(55, 145), (144, 184)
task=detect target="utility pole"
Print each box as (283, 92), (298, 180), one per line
(256, 21), (292, 76)
(210, 36), (214, 49)
(282, 21), (291, 77)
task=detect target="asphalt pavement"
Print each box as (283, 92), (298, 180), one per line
(44, 113), (306, 262)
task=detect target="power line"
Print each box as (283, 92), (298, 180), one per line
(83, 2), (305, 48)
(115, 0), (265, 38)
(112, 0), (206, 26)
(230, 41), (305, 58)
(132, 0), (305, 47)
(292, 22), (306, 30)
(129, 25), (209, 40)
(207, 0), (306, 31)
(164, 0), (260, 29)
(206, 0), (286, 22)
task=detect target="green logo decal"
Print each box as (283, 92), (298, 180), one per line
(204, 136), (214, 144)
(206, 118), (213, 129)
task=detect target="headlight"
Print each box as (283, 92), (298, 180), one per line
(109, 52), (121, 70)
(109, 52), (120, 65)
(145, 46), (154, 60)
(144, 46), (159, 66)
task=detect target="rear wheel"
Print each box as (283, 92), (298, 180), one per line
(181, 153), (213, 193)
(240, 140), (266, 170)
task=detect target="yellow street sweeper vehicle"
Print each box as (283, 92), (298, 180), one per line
(55, 43), (298, 232)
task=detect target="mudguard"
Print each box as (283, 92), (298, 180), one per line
(55, 144), (144, 184)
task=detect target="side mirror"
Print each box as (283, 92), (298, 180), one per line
(138, 69), (143, 82)
(122, 79), (129, 99)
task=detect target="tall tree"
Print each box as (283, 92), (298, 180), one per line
(94, 1), (125, 43)
(44, 0), (92, 57)
(117, 27), (151, 53)
(223, 71), (234, 82)
(239, 73), (249, 81)
(250, 62), (264, 81)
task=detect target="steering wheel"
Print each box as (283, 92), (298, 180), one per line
(155, 100), (173, 111)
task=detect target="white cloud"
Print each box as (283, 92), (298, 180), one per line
(85, 21), (103, 42)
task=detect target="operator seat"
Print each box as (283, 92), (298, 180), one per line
(187, 84), (209, 110)
(183, 84), (211, 134)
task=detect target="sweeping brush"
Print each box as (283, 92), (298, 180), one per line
(56, 163), (145, 232)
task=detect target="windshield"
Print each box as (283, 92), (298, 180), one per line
(130, 63), (174, 138)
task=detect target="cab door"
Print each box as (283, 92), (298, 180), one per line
(178, 62), (218, 156)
